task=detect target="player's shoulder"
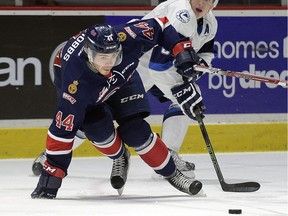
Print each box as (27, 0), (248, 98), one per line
(146, 0), (195, 22)
(158, 0), (195, 21)
(159, 0), (198, 37)
(159, 0), (191, 9)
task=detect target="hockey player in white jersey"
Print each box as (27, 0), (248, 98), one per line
(32, 0), (218, 179)
(137, 0), (218, 178)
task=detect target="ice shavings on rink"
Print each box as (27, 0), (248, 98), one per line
(0, 152), (287, 216)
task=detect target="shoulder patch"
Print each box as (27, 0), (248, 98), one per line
(68, 80), (78, 94)
(176, 10), (191, 23)
(117, 32), (127, 42)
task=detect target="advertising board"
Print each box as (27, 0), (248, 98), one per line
(0, 9), (286, 119)
(106, 15), (288, 115)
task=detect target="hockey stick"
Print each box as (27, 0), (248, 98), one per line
(194, 65), (288, 87)
(194, 108), (260, 192)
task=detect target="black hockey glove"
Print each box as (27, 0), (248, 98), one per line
(31, 168), (64, 199)
(171, 81), (206, 120)
(173, 40), (200, 79)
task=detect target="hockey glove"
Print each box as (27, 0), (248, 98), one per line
(171, 81), (206, 120)
(31, 161), (65, 199)
(31, 171), (62, 199)
(172, 40), (200, 79)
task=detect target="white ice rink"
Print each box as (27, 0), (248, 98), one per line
(0, 152), (287, 216)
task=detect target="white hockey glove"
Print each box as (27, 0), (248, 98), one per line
(172, 40), (200, 79)
(171, 81), (206, 120)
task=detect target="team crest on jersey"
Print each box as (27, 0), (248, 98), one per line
(176, 10), (190, 23)
(68, 80), (78, 94)
(117, 32), (127, 42)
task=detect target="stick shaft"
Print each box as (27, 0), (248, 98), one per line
(195, 110), (226, 186)
(194, 65), (288, 87)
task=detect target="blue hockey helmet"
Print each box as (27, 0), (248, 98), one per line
(84, 24), (122, 67)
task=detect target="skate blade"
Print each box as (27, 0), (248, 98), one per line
(117, 187), (124, 196)
(192, 189), (206, 197)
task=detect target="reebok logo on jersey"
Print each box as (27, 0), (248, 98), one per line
(124, 27), (137, 39)
(176, 10), (190, 23)
(62, 92), (76, 104)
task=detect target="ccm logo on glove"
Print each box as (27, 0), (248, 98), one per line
(172, 40), (200, 78)
(43, 161), (66, 178)
(171, 81), (206, 120)
(172, 85), (193, 97)
(172, 41), (193, 56)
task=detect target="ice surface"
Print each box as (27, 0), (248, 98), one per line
(0, 152), (287, 216)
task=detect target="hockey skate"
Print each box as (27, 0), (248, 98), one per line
(166, 169), (202, 196)
(152, 149), (195, 180)
(170, 149), (195, 171)
(110, 148), (130, 196)
(32, 151), (47, 176)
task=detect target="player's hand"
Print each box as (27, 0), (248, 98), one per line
(172, 40), (200, 79)
(171, 81), (206, 120)
(31, 165), (64, 199)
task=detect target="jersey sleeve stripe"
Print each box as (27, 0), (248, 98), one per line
(48, 130), (74, 143)
(46, 133), (74, 152)
(154, 17), (170, 30)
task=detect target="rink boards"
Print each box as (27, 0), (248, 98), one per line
(0, 119), (286, 158)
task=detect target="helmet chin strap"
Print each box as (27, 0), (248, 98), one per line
(83, 47), (102, 74)
(86, 61), (112, 78)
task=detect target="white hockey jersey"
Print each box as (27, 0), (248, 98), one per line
(143, 0), (218, 56)
(137, 0), (218, 99)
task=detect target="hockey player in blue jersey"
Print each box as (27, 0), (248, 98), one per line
(31, 18), (204, 199)
(32, 0), (218, 180)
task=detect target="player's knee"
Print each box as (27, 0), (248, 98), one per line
(118, 116), (152, 147)
(163, 103), (184, 122)
(82, 107), (114, 142)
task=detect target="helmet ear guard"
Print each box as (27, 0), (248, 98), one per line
(85, 46), (95, 64)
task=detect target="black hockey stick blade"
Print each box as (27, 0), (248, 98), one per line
(194, 107), (260, 192)
(221, 181), (260, 192)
